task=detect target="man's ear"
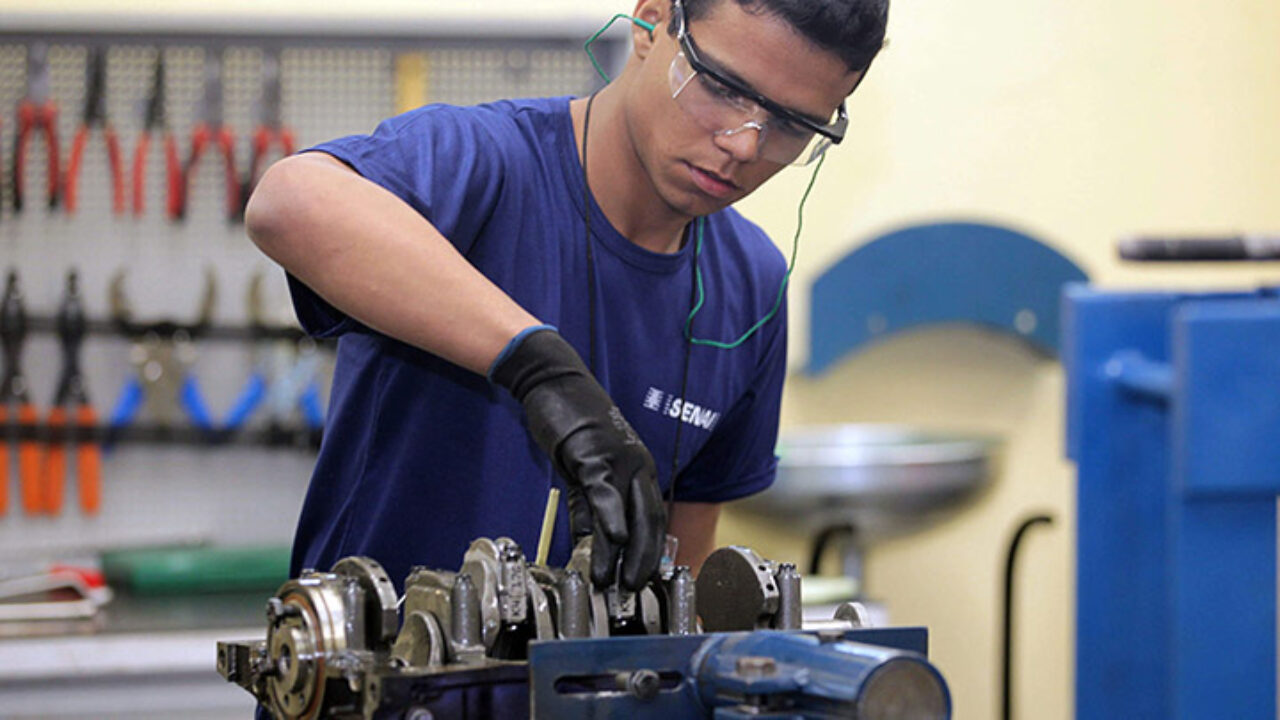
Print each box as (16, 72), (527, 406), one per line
(631, 0), (667, 59)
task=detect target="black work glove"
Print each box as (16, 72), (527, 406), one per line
(491, 327), (666, 591)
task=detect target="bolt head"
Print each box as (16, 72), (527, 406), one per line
(628, 669), (661, 701)
(735, 655), (778, 677)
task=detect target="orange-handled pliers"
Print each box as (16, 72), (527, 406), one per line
(241, 53), (295, 218)
(131, 54), (182, 219)
(42, 271), (101, 515)
(0, 272), (42, 516)
(180, 53), (239, 222)
(13, 43), (60, 214)
(65, 47), (125, 216)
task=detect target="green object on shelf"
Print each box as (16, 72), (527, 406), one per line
(101, 546), (291, 595)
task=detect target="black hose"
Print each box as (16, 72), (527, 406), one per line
(1002, 513), (1054, 720)
(808, 523), (855, 576)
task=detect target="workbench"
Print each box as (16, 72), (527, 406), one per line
(0, 590), (267, 719)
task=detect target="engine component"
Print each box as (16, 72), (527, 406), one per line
(219, 538), (951, 719)
(694, 546), (803, 632)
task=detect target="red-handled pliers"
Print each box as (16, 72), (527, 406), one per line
(131, 54), (182, 219)
(179, 53), (239, 222)
(65, 47), (125, 216)
(13, 43), (60, 213)
(242, 52), (295, 218)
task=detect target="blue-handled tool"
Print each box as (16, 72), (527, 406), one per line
(105, 270), (218, 448)
(222, 273), (326, 441)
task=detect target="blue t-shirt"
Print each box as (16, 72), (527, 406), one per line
(289, 96), (788, 589)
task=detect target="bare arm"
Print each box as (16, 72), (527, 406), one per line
(244, 152), (539, 374)
(668, 501), (721, 575)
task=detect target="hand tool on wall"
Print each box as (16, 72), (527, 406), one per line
(265, 337), (325, 441)
(219, 274), (271, 435)
(179, 52), (239, 222)
(65, 47), (125, 216)
(241, 52), (295, 218)
(42, 271), (101, 515)
(131, 54), (182, 219)
(0, 272), (41, 515)
(13, 43), (61, 213)
(106, 270), (217, 443)
(220, 274), (324, 442)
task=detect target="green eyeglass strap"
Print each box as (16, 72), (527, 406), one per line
(586, 14), (656, 82)
(685, 153), (826, 349)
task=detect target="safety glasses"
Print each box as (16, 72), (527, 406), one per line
(668, 0), (848, 166)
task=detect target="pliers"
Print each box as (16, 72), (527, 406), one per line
(241, 53), (296, 218)
(222, 274), (324, 437)
(65, 47), (125, 216)
(106, 270), (217, 442)
(0, 272), (41, 515)
(223, 340), (325, 438)
(107, 332), (216, 439)
(179, 53), (239, 222)
(42, 271), (102, 515)
(267, 338), (326, 436)
(13, 43), (60, 213)
(130, 54), (182, 219)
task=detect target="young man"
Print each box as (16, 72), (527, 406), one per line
(246, 0), (886, 594)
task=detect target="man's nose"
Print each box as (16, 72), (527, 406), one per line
(714, 121), (764, 163)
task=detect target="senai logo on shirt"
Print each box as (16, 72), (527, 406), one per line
(641, 387), (721, 431)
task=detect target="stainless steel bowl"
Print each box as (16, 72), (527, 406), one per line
(737, 425), (995, 542)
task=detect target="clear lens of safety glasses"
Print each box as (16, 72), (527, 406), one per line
(668, 52), (832, 166)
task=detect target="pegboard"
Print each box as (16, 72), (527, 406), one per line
(0, 28), (616, 564)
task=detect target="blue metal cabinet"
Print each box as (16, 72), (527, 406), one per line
(1064, 285), (1280, 720)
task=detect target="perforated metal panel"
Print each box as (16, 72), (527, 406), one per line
(429, 45), (597, 106)
(0, 29), (610, 559)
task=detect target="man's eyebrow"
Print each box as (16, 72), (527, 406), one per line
(696, 42), (833, 126)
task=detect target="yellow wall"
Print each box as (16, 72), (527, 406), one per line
(722, 1), (1280, 719)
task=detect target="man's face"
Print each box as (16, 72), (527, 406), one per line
(626, 0), (863, 218)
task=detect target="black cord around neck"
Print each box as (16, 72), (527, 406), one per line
(581, 91), (600, 373)
(667, 224), (697, 504)
(578, 93), (694, 506)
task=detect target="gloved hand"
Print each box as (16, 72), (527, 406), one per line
(490, 326), (666, 591)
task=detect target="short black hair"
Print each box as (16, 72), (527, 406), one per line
(670, 0), (887, 74)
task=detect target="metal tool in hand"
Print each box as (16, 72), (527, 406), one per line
(0, 272), (42, 515)
(13, 43), (60, 213)
(131, 53), (182, 219)
(179, 52), (239, 222)
(241, 52), (296, 218)
(64, 47), (125, 215)
(42, 271), (102, 515)
(106, 270), (218, 441)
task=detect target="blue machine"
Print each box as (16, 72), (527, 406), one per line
(530, 628), (947, 718)
(1064, 285), (1280, 719)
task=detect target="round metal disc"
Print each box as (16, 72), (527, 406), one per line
(696, 547), (774, 632)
